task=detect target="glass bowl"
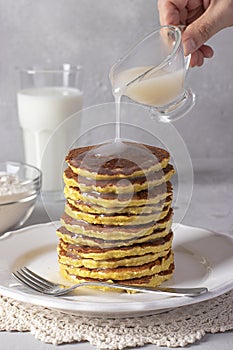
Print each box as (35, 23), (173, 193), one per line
(0, 161), (42, 235)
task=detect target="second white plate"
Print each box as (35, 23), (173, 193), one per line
(0, 222), (233, 317)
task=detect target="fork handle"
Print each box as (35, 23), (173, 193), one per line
(65, 282), (208, 297)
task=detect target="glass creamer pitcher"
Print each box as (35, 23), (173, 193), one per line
(110, 25), (195, 122)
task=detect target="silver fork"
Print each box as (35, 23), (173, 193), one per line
(12, 266), (208, 297)
(12, 267), (208, 297)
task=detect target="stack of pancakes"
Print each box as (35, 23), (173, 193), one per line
(57, 142), (175, 290)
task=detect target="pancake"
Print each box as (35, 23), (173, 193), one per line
(57, 231), (173, 260)
(57, 224), (171, 248)
(66, 142), (170, 180)
(60, 209), (173, 241)
(59, 250), (174, 280)
(58, 240), (171, 268)
(66, 195), (172, 215)
(65, 201), (171, 226)
(64, 181), (173, 208)
(59, 263), (174, 291)
(63, 164), (175, 194)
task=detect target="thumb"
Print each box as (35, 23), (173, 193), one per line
(182, 7), (222, 55)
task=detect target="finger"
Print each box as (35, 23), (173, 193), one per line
(182, 3), (226, 55)
(203, 0), (211, 10)
(189, 46), (213, 67)
(190, 50), (204, 67)
(190, 51), (199, 67)
(157, 0), (188, 25)
(186, 6), (205, 24)
(199, 44), (214, 59)
(186, 0), (204, 11)
(196, 51), (205, 66)
(180, 8), (188, 24)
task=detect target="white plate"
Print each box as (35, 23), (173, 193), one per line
(0, 222), (233, 318)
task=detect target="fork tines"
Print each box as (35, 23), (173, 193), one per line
(12, 267), (55, 293)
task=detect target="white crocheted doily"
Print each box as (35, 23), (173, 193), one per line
(0, 290), (233, 349)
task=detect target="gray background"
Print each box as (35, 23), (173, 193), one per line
(0, 0), (233, 162)
(0, 2), (233, 348)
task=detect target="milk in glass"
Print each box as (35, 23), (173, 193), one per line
(17, 86), (83, 192)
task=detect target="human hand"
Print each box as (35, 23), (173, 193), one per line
(157, 0), (233, 66)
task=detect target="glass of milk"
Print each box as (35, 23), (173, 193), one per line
(110, 26), (195, 122)
(17, 64), (83, 200)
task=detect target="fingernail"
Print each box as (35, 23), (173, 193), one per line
(206, 50), (214, 58)
(183, 38), (196, 55)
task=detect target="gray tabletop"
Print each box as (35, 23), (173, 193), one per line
(0, 158), (233, 350)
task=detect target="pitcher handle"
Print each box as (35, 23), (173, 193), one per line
(185, 54), (191, 71)
(177, 25), (191, 71)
